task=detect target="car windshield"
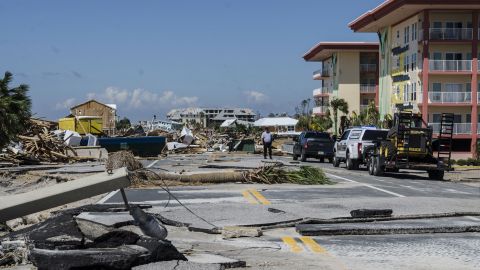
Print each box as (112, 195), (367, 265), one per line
(362, 130), (388, 141)
(305, 132), (330, 140)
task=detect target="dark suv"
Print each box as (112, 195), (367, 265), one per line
(293, 131), (334, 162)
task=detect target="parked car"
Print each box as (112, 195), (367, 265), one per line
(333, 127), (389, 169)
(292, 131), (334, 162)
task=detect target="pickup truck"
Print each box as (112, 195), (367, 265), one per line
(333, 127), (389, 170)
(292, 131), (334, 162)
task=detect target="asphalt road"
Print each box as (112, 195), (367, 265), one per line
(99, 154), (480, 270)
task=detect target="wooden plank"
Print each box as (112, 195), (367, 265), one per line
(0, 168), (130, 222)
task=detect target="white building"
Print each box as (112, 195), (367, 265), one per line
(167, 107), (256, 128)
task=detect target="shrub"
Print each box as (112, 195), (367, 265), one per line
(456, 159), (467, 166)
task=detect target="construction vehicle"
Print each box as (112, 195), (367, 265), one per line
(365, 106), (453, 180)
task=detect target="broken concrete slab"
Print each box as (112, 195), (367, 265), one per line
(92, 230), (140, 248)
(75, 218), (112, 239)
(0, 168), (130, 222)
(221, 226), (262, 239)
(186, 253), (246, 268)
(151, 203), (302, 232)
(135, 237), (187, 263)
(296, 216), (480, 236)
(29, 245), (149, 270)
(76, 212), (134, 228)
(133, 261), (224, 270)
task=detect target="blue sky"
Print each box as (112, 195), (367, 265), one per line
(0, 0), (383, 121)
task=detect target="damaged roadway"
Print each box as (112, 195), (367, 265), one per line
(1, 153), (480, 269)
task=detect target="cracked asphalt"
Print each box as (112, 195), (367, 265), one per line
(100, 154), (480, 269)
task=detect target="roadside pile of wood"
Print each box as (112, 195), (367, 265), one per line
(0, 119), (79, 164)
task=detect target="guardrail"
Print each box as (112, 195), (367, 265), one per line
(313, 69), (330, 78)
(428, 92), (471, 103)
(360, 84), (376, 93)
(313, 87), (331, 96)
(312, 106), (328, 114)
(429, 123), (471, 134)
(429, 60), (472, 72)
(429, 28), (472, 40)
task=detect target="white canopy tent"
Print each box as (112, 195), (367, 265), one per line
(254, 117), (298, 134)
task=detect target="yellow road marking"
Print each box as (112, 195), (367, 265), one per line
(249, 189), (271, 205)
(282, 237), (303, 253)
(242, 190), (259, 204)
(300, 236), (328, 254)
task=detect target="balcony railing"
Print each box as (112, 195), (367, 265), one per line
(429, 60), (472, 72)
(313, 87), (332, 96)
(430, 123), (471, 134)
(360, 84), (376, 93)
(360, 105), (368, 112)
(428, 92), (471, 103)
(312, 106), (329, 114)
(313, 69), (330, 78)
(429, 28), (473, 40)
(360, 64), (377, 72)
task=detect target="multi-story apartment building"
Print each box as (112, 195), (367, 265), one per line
(166, 107), (256, 128)
(349, 0), (480, 155)
(303, 42), (379, 124)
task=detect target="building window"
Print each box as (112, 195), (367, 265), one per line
(404, 26), (410, 44)
(466, 114), (471, 123)
(397, 30), (400, 39)
(411, 53), (417, 70)
(404, 55), (410, 72)
(412, 83), (417, 101)
(432, 83), (442, 92)
(412, 23), (417, 41)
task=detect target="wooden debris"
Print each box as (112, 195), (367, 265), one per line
(0, 119), (80, 164)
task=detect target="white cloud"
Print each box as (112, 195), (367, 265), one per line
(245, 90), (268, 104)
(87, 87), (199, 109)
(55, 98), (76, 110)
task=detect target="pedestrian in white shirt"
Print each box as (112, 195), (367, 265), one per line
(261, 128), (273, 159)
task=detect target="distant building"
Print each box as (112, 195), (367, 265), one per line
(303, 42), (379, 124)
(70, 99), (117, 135)
(167, 107), (256, 128)
(254, 117), (299, 134)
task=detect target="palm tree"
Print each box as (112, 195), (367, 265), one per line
(364, 101), (380, 126)
(329, 98), (349, 135)
(0, 71), (32, 149)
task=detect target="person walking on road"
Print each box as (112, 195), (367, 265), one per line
(261, 128), (273, 159)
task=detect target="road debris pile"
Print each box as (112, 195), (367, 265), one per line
(243, 164), (332, 185)
(0, 119), (78, 165)
(0, 205), (187, 269)
(130, 161), (332, 186)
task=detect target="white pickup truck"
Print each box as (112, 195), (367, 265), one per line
(333, 127), (389, 170)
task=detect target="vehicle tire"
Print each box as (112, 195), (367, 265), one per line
(428, 170), (444, 180)
(346, 152), (355, 170)
(292, 154), (298, 161)
(328, 157), (333, 164)
(333, 153), (340, 167)
(319, 157), (325, 163)
(381, 140), (396, 161)
(373, 155), (384, 176)
(368, 156), (375, 175)
(300, 150), (307, 162)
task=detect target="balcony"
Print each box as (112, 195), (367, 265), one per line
(428, 92), (471, 104)
(430, 123), (471, 134)
(360, 84), (376, 94)
(312, 106), (329, 115)
(313, 69), (330, 80)
(360, 64), (377, 72)
(313, 87), (331, 96)
(429, 60), (472, 72)
(429, 28), (473, 41)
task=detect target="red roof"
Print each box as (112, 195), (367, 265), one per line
(349, 0), (480, 32)
(303, 42), (379, 62)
